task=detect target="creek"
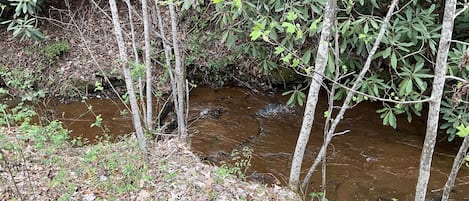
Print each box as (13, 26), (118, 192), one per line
(46, 86), (469, 200)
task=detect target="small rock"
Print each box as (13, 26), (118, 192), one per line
(82, 193), (96, 201)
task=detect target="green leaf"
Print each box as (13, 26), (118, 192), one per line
(389, 111), (397, 129)
(456, 124), (469, 137)
(302, 49), (312, 64)
(281, 53), (292, 64)
(391, 51), (397, 68)
(226, 32), (235, 49)
(286, 11), (298, 21)
(324, 111), (329, 118)
(91, 114), (103, 128)
(297, 93), (304, 106)
(282, 22), (296, 34)
(382, 47), (391, 58)
(220, 31), (229, 44)
(233, 0), (242, 9)
(212, 0), (224, 4)
(274, 46), (284, 55)
(292, 58), (300, 67)
(250, 30), (262, 41)
(287, 94), (296, 106)
(309, 17), (322, 32)
(182, 0), (192, 10)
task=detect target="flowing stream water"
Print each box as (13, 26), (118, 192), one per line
(48, 86), (469, 200)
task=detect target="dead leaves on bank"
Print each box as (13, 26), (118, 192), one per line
(0, 130), (298, 200)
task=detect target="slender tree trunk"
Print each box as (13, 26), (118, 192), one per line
(289, 0), (336, 191)
(415, 0), (457, 200)
(154, 0), (178, 133)
(142, 0), (153, 129)
(168, 2), (187, 139)
(441, 136), (469, 200)
(124, 0), (146, 123)
(109, 0), (147, 152)
(301, 0), (399, 189)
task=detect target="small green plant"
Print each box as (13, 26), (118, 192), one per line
(216, 146), (253, 183)
(41, 41), (70, 64)
(231, 146), (253, 177)
(309, 192), (328, 201)
(215, 163), (238, 183)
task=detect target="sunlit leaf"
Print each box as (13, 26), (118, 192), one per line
(282, 22), (296, 34)
(292, 58), (300, 67)
(274, 46), (284, 55)
(250, 30), (262, 41)
(233, 0), (242, 9)
(286, 11), (298, 21)
(456, 124), (469, 137)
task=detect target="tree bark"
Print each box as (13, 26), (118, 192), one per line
(154, 0), (179, 134)
(288, 0), (336, 191)
(441, 136), (469, 200)
(415, 0), (457, 200)
(301, 0), (399, 189)
(109, 0), (147, 152)
(142, 0), (153, 129)
(168, 2), (187, 139)
(124, 0), (146, 125)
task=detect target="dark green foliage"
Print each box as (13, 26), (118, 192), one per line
(1, 0), (45, 41)
(182, 0), (469, 138)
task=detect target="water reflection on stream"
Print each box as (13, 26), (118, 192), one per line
(52, 86), (469, 200)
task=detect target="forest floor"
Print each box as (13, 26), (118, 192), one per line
(0, 127), (299, 200)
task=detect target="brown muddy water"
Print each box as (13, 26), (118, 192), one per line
(47, 86), (469, 200)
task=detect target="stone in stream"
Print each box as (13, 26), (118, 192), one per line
(256, 103), (293, 118)
(199, 108), (225, 119)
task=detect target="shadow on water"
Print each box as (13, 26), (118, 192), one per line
(49, 86), (469, 200)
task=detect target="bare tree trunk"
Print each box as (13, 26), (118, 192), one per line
(154, 0), (178, 133)
(109, 0), (147, 152)
(415, 0), (457, 200)
(441, 136), (469, 200)
(141, 0), (153, 129)
(124, 0), (146, 123)
(168, 2), (187, 139)
(301, 0), (399, 190)
(288, 0), (336, 191)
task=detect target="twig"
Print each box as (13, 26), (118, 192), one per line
(332, 130), (350, 137)
(0, 149), (24, 201)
